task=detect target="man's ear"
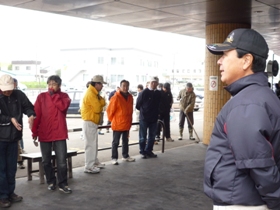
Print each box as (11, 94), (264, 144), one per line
(243, 54), (253, 70)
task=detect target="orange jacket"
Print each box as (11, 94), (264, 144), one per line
(106, 90), (133, 131)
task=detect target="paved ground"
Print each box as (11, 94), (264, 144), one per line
(12, 108), (213, 209)
(12, 143), (212, 210)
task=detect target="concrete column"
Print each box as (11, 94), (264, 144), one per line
(203, 23), (250, 145)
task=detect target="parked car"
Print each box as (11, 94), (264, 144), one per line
(172, 95), (204, 111)
(17, 82), (27, 91)
(67, 90), (83, 115)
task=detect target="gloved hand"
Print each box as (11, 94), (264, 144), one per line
(48, 88), (54, 96)
(33, 136), (38, 147)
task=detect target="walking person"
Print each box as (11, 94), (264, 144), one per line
(177, 83), (196, 140)
(204, 28), (280, 209)
(32, 75), (72, 194)
(106, 80), (135, 165)
(136, 76), (161, 159)
(0, 74), (35, 208)
(81, 75), (106, 174)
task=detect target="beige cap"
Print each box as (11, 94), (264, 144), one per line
(0, 74), (14, 91)
(91, 75), (107, 84)
(150, 76), (159, 83)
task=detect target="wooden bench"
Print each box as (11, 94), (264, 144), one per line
(20, 150), (77, 184)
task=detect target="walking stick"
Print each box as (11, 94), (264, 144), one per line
(186, 114), (200, 143)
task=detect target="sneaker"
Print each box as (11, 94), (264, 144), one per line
(59, 186), (72, 194)
(122, 157), (135, 162)
(18, 163), (25, 169)
(154, 141), (159, 145)
(106, 130), (110, 133)
(112, 159), (119, 165)
(98, 131), (104, 135)
(0, 198), (11, 208)
(146, 152), (157, 158)
(178, 136), (182, 140)
(94, 163), (105, 168)
(48, 184), (56, 191)
(155, 136), (160, 141)
(9, 193), (23, 202)
(132, 128), (138, 131)
(166, 138), (174, 142)
(84, 167), (100, 174)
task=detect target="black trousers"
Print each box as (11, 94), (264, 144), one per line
(156, 113), (171, 138)
(179, 110), (194, 129)
(40, 140), (68, 188)
(111, 131), (129, 159)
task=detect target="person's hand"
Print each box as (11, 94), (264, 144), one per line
(11, 118), (22, 131)
(33, 136), (38, 147)
(48, 88), (54, 96)
(28, 115), (35, 129)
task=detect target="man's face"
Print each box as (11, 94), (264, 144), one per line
(95, 82), (103, 92)
(120, 82), (129, 93)
(2, 90), (13, 96)
(150, 81), (158, 90)
(48, 80), (61, 92)
(186, 87), (192, 92)
(217, 49), (246, 85)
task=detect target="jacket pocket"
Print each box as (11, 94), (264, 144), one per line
(0, 125), (11, 140)
(204, 153), (222, 187)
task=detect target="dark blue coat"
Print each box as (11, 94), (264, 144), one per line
(204, 72), (280, 209)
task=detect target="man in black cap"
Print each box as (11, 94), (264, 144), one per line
(177, 82), (196, 140)
(204, 28), (280, 209)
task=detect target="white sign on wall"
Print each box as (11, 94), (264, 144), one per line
(209, 76), (218, 91)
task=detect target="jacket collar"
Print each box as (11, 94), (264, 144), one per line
(89, 84), (98, 95)
(225, 72), (268, 96)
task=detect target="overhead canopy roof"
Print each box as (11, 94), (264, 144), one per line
(1, 0), (280, 55)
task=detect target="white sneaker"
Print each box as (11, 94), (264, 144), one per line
(112, 159), (118, 165)
(122, 157), (135, 162)
(132, 128), (138, 131)
(84, 167), (100, 174)
(166, 138), (174, 142)
(94, 163), (105, 168)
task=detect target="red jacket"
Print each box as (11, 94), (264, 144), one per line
(32, 90), (71, 142)
(106, 91), (133, 131)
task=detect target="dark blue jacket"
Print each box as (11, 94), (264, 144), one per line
(136, 88), (161, 123)
(204, 72), (280, 209)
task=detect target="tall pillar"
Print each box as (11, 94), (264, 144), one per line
(203, 23), (250, 145)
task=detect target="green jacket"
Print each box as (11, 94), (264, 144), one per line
(177, 89), (196, 113)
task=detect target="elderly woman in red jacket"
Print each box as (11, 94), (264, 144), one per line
(106, 80), (135, 165)
(32, 75), (72, 194)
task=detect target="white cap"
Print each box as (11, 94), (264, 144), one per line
(0, 74), (14, 91)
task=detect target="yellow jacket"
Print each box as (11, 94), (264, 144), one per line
(81, 85), (105, 124)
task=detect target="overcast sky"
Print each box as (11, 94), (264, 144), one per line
(0, 5), (206, 67)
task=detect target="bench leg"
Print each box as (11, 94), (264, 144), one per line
(39, 162), (45, 184)
(68, 157), (73, 179)
(27, 159), (32, 181)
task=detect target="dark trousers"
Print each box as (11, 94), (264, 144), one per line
(112, 131), (129, 159)
(40, 140), (68, 188)
(139, 120), (157, 155)
(179, 110), (194, 129)
(0, 141), (18, 199)
(156, 113), (171, 139)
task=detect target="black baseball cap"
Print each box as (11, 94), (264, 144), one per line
(206, 28), (269, 59)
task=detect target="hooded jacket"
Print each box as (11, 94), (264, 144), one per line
(106, 90), (133, 131)
(81, 84), (105, 125)
(177, 89), (196, 113)
(204, 72), (280, 209)
(0, 90), (35, 142)
(32, 90), (71, 142)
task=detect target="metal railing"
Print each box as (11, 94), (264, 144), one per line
(68, 121), (166, 153)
